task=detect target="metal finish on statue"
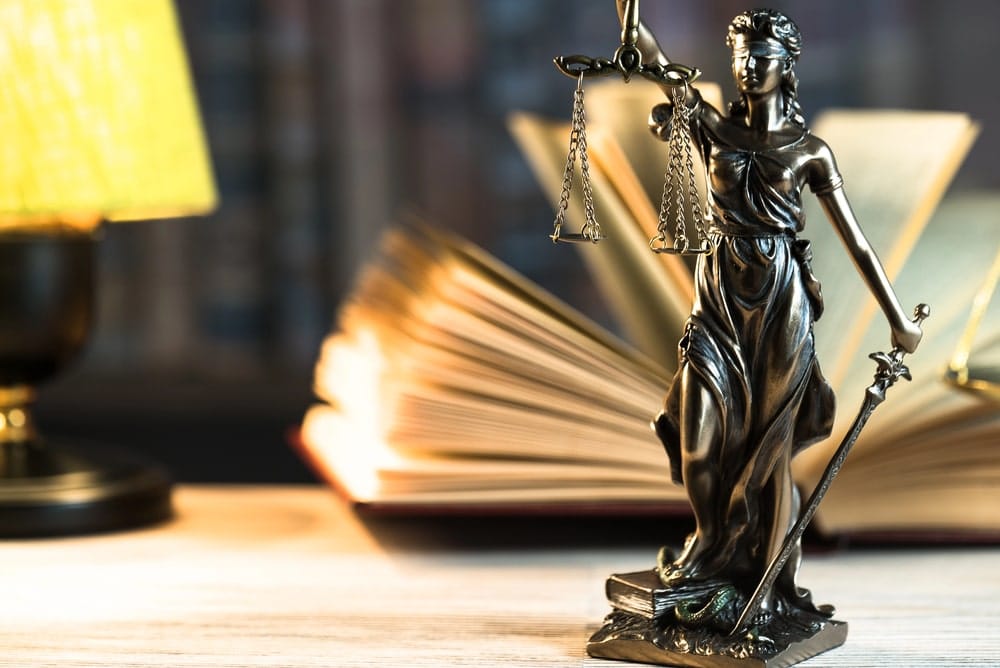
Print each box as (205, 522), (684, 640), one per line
(552, 2), (926, 666)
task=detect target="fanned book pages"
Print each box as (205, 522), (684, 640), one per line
(300, 223), (686, 511)
(299, 81), (1000, 538)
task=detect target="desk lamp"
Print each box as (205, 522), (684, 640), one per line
(0, 0), (216, 536)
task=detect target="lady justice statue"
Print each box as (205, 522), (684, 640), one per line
(553, 3), (926, 666)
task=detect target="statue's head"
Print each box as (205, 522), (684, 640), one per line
(725, 9), (804, 125)
(726, 9), (802, 63)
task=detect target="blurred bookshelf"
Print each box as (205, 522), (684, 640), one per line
(42, 0), (999, 482)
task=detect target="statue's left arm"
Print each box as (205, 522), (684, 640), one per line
(810, 141), (923, 353)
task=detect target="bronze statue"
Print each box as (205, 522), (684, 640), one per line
(552, 3), (926, 665)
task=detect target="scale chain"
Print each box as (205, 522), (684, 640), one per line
(651, 84), (713, 255)
(671, 104), (686, 248)
(576, 81), (599, 239)
(552, 82), (581, 241)
(655, 86), (691, 251)
(552, 73), (602, 243)
(684, 98), (710, 243)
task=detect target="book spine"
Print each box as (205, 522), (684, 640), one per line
(606, 572), (657, 619)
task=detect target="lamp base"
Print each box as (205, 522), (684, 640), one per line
(0, 440), (172, 537)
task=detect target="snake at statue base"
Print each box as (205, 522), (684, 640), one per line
(674, 584), (740, 626)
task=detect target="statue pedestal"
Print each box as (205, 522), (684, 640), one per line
(588, 571), (847, 667)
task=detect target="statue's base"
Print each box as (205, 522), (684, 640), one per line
(588, 612), (846, 667)
(587, 571), (847, 667)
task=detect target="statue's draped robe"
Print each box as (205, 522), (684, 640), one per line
(655, 101), (839, 578)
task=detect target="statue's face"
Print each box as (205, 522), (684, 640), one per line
(730, 36), (787, 96)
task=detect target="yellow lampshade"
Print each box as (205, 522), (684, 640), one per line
(0, 0), (216, 230)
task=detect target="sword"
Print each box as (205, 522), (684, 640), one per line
(730, 303), (931, 637)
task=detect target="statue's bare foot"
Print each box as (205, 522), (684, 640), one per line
(656, 535), (717, 586)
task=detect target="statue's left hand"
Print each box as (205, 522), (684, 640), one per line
(891, 315), (923, 354)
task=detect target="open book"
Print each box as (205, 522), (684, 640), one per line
(299, 81), (998, 538)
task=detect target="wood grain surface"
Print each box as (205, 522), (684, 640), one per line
(1, 486), (996, 667)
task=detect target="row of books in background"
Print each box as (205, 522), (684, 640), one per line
(84, 1), (616, 381)
(299, 79), (1000, 541)
(83, 2), (999, 386)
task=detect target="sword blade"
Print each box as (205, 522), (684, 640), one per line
(729, 392), (879, 636)
(730, 303), (927, 636)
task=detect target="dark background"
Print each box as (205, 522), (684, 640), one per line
(35, 0), (1000, 483)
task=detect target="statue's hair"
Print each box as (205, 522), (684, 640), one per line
(725, 9), (805, 127)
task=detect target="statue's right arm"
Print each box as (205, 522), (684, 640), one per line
(616, 1), (694, 103)
(617, 0), (670, 66)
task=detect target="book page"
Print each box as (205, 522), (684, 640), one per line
(802, 194), (1000, 535)
(508, 80), (724, 367)
(509, 111), (690, 371)
(582, 80), (724, 337)
(792, 111), (978, 484)
(804, 110), (979, 393)
(812, 401), (1000, 535)
(302, 225), (687, 508)
(834, 195), (1000, 436)
(583, 79), (724, 207)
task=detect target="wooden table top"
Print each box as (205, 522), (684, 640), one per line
(1, 485), (997, 667)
